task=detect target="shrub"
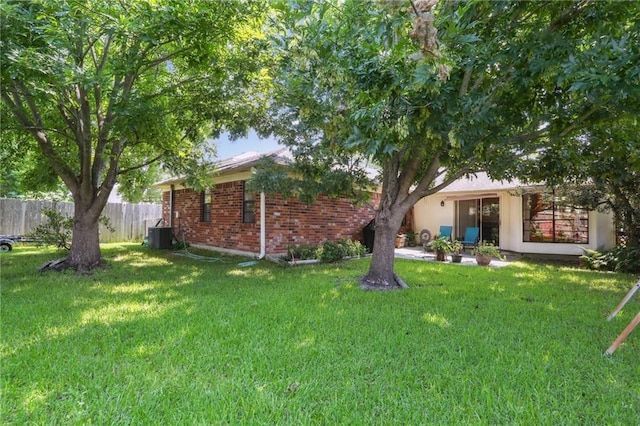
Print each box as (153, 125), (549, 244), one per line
(318, 241), (346, 263)
(300, 244), (320, 260)
(579, 245), (640, 274)
(579, 248), (614, 271)
(615, 246), (640, 273)
(406, 230), (418, 246)
(287, 243), (319, 261)
(28, 204), (115, 251)
(317, 239), (365, 263)
(431, 237), (452, 254)
(337, 238), (366, 258)
(450, 240), (464, 254)
(28, 206), (73, 250)
(287, 239), (364, 263)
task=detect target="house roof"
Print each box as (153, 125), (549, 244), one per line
(154, 148), (291, 187)
(215, 148), (292, 172)
(437, 172), (538, 194)
(155, 151), (533, 195)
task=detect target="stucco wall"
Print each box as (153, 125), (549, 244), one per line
(413, 190), (616, 255)
(412, 195), (455, 243)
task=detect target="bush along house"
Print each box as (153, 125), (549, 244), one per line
(154, 149), (379, 257)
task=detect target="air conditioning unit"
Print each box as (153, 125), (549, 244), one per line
(148, 227), (172, 249)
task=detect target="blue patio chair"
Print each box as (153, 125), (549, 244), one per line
(460, 227), (480, 249)
(438, 225), (453, 241)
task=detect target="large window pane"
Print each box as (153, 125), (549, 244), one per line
(201, 189), (211, 222)
(457, 199), (478, 238)
(522, 191), (588, 243)
(243, 182), (255, 224)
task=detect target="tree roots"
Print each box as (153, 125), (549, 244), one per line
(38, 256), (108, 274)
(38, 257), (72, 273)
(360, 273), (409, 291)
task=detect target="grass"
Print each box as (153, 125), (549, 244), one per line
(1, 243), (639, 424)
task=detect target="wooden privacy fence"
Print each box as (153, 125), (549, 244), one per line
(0, 198), (162, 243)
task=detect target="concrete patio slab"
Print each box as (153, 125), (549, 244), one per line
(394, 246), (514, 267)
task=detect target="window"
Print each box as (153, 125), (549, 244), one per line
(522, 191), (588, 243)
(242, 181), (255, 223)
(201, 189), (211, 222)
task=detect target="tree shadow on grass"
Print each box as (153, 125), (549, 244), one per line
(1, 245), (279, 423)
(3, 245), (639, 424)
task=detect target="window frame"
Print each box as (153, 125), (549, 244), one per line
(242, 181), (256, 224)
(522, 190), (589, 244)
(201, 189), (212, 222)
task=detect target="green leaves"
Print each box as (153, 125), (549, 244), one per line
(265, 0), (640, 212)
(1, 0), (271, 197)
(1, 0), (272, 270)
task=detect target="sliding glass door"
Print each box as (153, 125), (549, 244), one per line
(480, 197), (500, 245)
(456, 197), (500, 245)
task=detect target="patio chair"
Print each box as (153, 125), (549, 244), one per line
(460, 227), (480, 250)
(438, 225), (453, 241)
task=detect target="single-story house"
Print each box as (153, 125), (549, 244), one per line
(412, 173), (616, 256)
(156, 147), (614, 258)
(154, 149), (379, 257)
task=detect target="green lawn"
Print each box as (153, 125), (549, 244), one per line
(1, 243), (638, 424)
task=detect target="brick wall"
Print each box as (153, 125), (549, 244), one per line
(162, 182), (379, 255)
(263, 193), (378, 253)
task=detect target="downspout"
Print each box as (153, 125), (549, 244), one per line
(259, 191), (266, 259)
(169, 185), (175, 228)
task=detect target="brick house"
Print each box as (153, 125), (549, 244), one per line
(154, 149), (379, 257)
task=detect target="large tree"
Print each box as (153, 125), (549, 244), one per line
(1, 0), (270, 271)
(264, 0), (640, 289)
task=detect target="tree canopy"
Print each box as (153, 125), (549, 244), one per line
(262, 0), (640, 288)
(1, 0), (271, 271)
(522, 113), (640, 249)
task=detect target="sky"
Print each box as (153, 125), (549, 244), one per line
(109, 131), (282, 202)
(111, 130), (282, 201)
(212, 130), (283, 160)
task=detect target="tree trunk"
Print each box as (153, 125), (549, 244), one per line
(625, 213), (640, 248)
(361, 218), (403, 290)
(68, 200), (107, 273)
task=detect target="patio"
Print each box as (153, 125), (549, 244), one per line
(394, 246), (514, 267)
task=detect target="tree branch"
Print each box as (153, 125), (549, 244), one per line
(56, 94), (78, 136)
(138, 45), (193, 74)
(459, 67), (473, 97)
(2, 124), (76, 143)
(94, 136), (126, 209)
(408, 0), (420, 16)
(74, 82), (94, 195)
(411, 157), (478, 204)
(1, 83), (79, 193)
(90, 33), (114, 188)
(558, 104), (603, 138)
(548, 0), (593, 33)
(396, 146), (425, 198)
(116, 153), (164, 175)
(507, 127), (549, 145)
